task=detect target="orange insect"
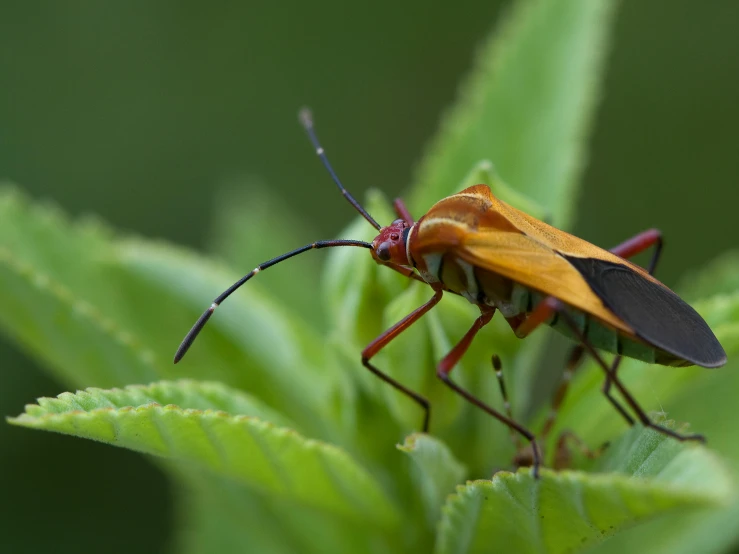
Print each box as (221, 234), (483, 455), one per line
(175, 109), (726, 477)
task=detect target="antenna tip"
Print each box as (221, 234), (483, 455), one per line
(299, 107), (313, 129)
(173, 347), (186, 364)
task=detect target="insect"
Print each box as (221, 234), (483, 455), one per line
(174, 109), (726, 478)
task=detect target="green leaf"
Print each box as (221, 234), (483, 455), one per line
(524, 263), (739, 554)
(435, 428), (731, 554)
(458, 160), (550, 222)
(116, 240), (336, 432)
(592, 318), (739, 554)
(0, 187), (339, 433)
(398, 434), (467, 527)
(0, 189), (160, 387)
(206, 181), (323, 323)
(678, 250), (739, 302)
(9, 381), (400, 528)
(170, 467), (401, 554)
(591, 424), (730, 485)
(171, 468), (301, 554)
(409, 0), (618, 229)
(582, 502), (739, 554)
(12, 379), (294, 428)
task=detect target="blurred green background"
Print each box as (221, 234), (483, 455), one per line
(0, 1), (737, 552)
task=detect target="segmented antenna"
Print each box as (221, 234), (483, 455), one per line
(174, 239), (372, 363)
(299, 108), (381, 230)
(173, 110), (382, 364)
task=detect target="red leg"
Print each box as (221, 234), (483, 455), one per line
(508, 296), (559, 338)
(513, 295), (704, 442)
(599, 355), (633, 425)
(362, 287), (443, 432)
(495, 347), (605, 471)
(436, 308), (495, 376)
(393, 198), (414, 225)
(555, 307), (704, 443)
(508, 297), (635, 425)
(610, 228), (663, 274)
(491, 354), (522, 450)
(437, 307), (542, 478)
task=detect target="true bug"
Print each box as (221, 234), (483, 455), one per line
(174, 109), (726, 477)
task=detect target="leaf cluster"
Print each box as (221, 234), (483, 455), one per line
(3, 0), (739, 552)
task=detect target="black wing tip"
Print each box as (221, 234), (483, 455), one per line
(671, 323), (727, 368)
(697, 350), (727, 369)
(663, 336), (727, 368)
(566, 256), (728, 370)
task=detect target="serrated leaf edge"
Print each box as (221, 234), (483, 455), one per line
(0, 245), (158, 370)
(8, 395), (402, 527)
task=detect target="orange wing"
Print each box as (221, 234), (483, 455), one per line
(413, 185), (636, 334)
(463, 229), (634, 334)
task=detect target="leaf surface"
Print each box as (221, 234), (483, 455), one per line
(409, 0), (618, 229)
(9, 381), (400, 527)
(435, 428), (731, 554)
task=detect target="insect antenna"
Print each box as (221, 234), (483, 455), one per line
(174, 239), (372, 363)
(299, 108), (381, 230)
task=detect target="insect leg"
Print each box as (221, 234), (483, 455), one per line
(383, 261), (427, 284)
(491, 346), (604, 471)
(437, 308), (542, 478)
(511, 300), (633, 423)
(497, 342), (606, 470)
(490, 354), (522, 449)
(361, 287), (443, 432)
(508, 298), (635, 429)
(508, 295), (559, 339)
(597, 356), (633, 425)
(610, 228), (663, 274)
(554, 303), (705, 443)
(393, 198), (414, 225)
(599, 229), (664, 423)
(491, 354), (545, 470)
(510, 231), (666, 428)
(507, 300), (634, 423)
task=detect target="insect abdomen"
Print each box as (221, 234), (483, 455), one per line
(434, 256), (681, 366)
(526, 288), (683, 365)
(546, 304), (658, 364)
